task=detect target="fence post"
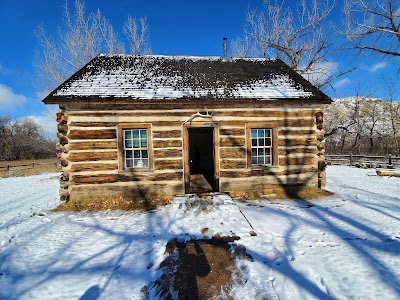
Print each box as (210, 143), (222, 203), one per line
(32, 163), (35, 169)
(350, 153), (353, 166)
(388, 154), (392, 166)
(7, 164), (9, 171)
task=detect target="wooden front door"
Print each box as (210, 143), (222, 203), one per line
(183, 125), (219, 193)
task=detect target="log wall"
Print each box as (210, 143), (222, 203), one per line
(56, 105), (326, 205)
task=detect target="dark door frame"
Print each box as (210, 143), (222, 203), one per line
(183, 123), (219, 193)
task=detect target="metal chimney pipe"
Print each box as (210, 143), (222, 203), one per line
(223, 37), (227, 58)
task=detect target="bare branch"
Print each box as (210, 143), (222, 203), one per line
(123, 15), (151, 55)
(244, 0), (346, 88)
(343, 0), (400, 57)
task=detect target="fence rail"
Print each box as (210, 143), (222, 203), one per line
(0, 162), (59, 172)
(326, 154), (400, 169)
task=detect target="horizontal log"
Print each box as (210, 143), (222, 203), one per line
(279, 156), (316, 166)
(69, 141), (118, 150)
(61, 160), (68, 167)
(278, 129), (315, 136)
(70, 163), (119, 172)
(72, 171), (183, 185)
(218, 119), (315, 127)
(153, 139), (182, 148)
(221, 177), (318, 191)
(68, 109), (317, 118)
(154, 159), (183, 170)
(68, 151), (118, 162)
(153, 130), (182, 139)
(154, 148), (183, 158)
(220, 166), (317, 178)
(70, 121), (182, 128)
(220, 137), (245, 147)
(219, 147), (246, 159)
(278, 147), (317, 155)
(219, 128), (245, 136)
(69, 129), (117, 140)
(220, 159), (247, 169)
(278, 137), (317, 147)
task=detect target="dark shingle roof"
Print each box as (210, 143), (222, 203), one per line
(43, 54), (331, 104)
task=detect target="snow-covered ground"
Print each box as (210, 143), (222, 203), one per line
(0, 166), (399, 299)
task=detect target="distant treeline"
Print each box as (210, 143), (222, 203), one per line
(325, 97), (400, 155)
(0, 116), (57, 161)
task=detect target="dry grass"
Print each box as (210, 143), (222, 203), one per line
(0, 158), (60, 178)
(231, 186), (334, 201)
(52, 196), (173, 212)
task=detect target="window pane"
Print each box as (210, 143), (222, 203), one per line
(257, 157), (264, 165)
(258, 148), (264, 156)
(134, 159), (144, 168)
(132, 139), (140, 148)
(265, 156), (271, 165)
(134, 150), (140, 158)
(141, 138), (148, 148)
(125, 130), (132, 139)
(251, 157), (257, 164)
(258, 139), (264, 146)
(251, 148), (257, 157)
(132, 130), (140, 139)
(126, 159), (133, 168)
(142, 150), (148, 158)
(265, 138), (271, 147)
(258, 129), (264, 138)
(125, 139), (132, 148)
(252, 139), (257, 147)
(140, 130), (147, 139)
(251, 129), (257, 138)
(126, 150), (133, 158)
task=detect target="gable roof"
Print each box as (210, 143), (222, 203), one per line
(43, 54), (331, 104)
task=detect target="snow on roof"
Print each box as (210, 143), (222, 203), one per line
(44, 54), (330, 103)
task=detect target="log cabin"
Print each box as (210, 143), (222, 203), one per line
(43, 54), (331, 208)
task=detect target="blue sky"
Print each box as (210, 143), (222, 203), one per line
(0, 0), (398, 132)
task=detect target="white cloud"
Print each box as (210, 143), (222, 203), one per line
(368, 62), (387, 72)
(302, 61), (339, 87)
(332, 78), (351, 89)
(27, 105), (59, 137)
(0, 83), (27, 108)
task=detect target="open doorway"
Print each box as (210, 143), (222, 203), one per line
(187, 127), (217, 193)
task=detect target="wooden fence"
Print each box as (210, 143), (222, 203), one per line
(0, 161), (59, 172)
(326, 154), (400, 169)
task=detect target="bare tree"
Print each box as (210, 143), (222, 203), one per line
(230, 34), (254, 58)
(0, 116), (56, 160)
(343, 0), (400, 57)
(123, 15), (151, 55)
(242, 0), (349, 88)
(383, 75), (400, 153)
(35, 0), (150, 92)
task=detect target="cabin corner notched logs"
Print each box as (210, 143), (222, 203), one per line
(56, 111), (70, 201)
(315, 111), (326, 187)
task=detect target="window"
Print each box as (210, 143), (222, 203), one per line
(247, 124), (278, 167)
(124, 129), (149, 168)
(251, 128), (273, 165)
(118, 124), (152, 170)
